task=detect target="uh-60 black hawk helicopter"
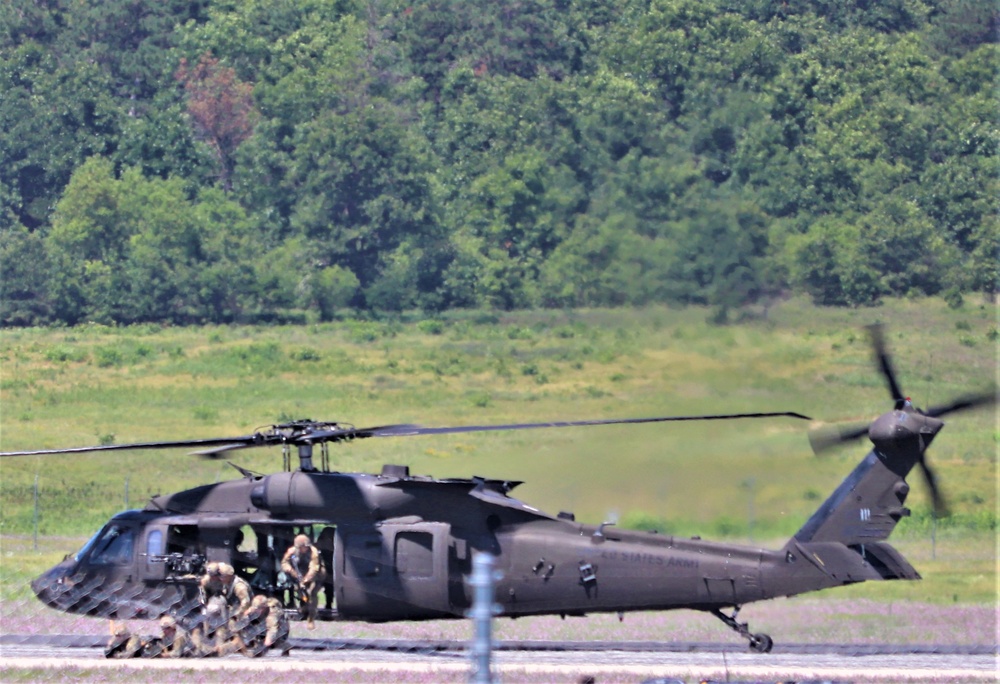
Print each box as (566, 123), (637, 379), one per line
(2, 327), (994, 653)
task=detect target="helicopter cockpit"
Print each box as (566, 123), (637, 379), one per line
(73, 523), (131, 564)
(84, 523), (136, 565)
(33, 507), (340, 622)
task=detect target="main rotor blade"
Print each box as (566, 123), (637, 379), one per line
(867, 324), (906, 407)
(189, 443), (259, 458)
(0, 436), (260, 457)
(923, 390), (997, 419)
(355, 412), (813, 439)
(2, 411), (811, 458)
(303, 424), (421, 442)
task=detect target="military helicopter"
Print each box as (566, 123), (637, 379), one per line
(1, 327), (993, 653)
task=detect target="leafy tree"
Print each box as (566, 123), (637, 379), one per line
(861, 196), (961, 297)
(785, 217), (881, 307)
(56, 0), (210, 99)
(386, 0), (587, 97)
(308, 265), (360, 320)
(605, 0), (716, 118)
(1, 0), (211, 229)
(538, 212), (653, 307)
(188, 188), (263, 322)
(115, 97), (218, 186)
(118, 170), (214, 322)
(967, 217), (999, 298)
(927, 0), (1000, 57)
(0, 0), (66, 49)
(658, 197), (770, 313)
(176, 53), (259, 191)
(0, 226), (51, 325)
(287, 103), (436, 295)
(3, 0), (998, 324)
(1, 45), (122, 229)
(45, 157), (133, 324)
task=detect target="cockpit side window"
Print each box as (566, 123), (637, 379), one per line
(146, 529), (164, 557)
(90, 525), (135, 565)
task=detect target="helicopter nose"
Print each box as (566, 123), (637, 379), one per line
(31, 558), (78, 609)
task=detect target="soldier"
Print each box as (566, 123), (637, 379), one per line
(218, 562), (253, 624)
(104, 626), (144, 659)
(142, 615), (192, 658)
(237, 594), (269, 656)
(238, 595), (291, 657)
(156, 615), (191, 658)
(198, 561), (223, 607)
(191, 595), (229, 657)
(263, 596), (291, 655)
(281, 534), (326, 629)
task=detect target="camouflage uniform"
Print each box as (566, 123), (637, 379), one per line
(218, 562), (253, 623)
(143, 615), (193, 658)
(281, 534), (326, 629)
(264, 596), (291, 655)
(104, 627), (144, 659)
(191, 595), (229, 657)
(239, 595), (291, 657)
(209, 563), (254, 655)
(198, 561), (224, 607)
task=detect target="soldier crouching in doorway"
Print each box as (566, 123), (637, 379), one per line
(281, 534), (326, 630)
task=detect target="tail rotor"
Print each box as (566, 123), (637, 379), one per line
(807, 325), (996, 518)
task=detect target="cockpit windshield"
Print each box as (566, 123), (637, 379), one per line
(83, 524), (136, 565)
(75, 529), (103, 562)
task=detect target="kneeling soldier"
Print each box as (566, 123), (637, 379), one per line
(104, 626), (144, 659)
(239, 594), (292, 657)
(145, 615), (192, 658)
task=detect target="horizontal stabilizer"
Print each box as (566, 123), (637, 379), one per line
(789, 540), (919, 585)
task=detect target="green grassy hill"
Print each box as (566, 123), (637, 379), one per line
(1, 297), (996, 543)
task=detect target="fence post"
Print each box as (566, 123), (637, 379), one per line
(468, 552), (501, 683)
(33, 474), (39, 551)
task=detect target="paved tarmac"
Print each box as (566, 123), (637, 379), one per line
(2, 638), (997, 683)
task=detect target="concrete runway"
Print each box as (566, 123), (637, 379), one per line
(1, 638), (997, 683)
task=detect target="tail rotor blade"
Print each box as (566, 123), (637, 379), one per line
(917, 456), (950, 518)
(923, 391), (997, 419)
(808, 421), (871, 455)
(867, 324), (906, 408)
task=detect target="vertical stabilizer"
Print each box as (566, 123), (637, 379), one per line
(792, 449), (912, 545)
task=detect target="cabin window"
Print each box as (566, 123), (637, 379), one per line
(90, 525), (135, 565)
(166, 525), (200, 555)
(395, 532), (434, 578)
(146, 529), (164, 557)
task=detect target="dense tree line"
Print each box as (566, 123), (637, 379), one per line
(1, 0), (997, 325)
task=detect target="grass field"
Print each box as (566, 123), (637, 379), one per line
(0, 297), (997, 613)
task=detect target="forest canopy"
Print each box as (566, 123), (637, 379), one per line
(2, 0), (997, 325)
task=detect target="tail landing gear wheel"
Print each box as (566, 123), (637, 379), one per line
(749, 633), (773, 653)
(710, 607), (775, 654)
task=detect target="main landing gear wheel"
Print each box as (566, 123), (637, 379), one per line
(748, 632), (773, 654)
(710, 607), (774, 654)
